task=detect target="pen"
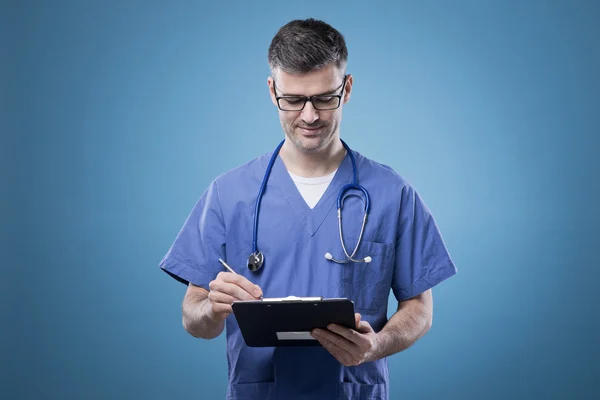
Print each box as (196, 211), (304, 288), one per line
(218, 258), (237, 274)
(218, 258), (263, 299)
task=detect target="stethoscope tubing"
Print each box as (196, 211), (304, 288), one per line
(252, 140), (285, 254)
(250, 139), (371, 270)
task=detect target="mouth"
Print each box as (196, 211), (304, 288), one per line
(297, 125), (324, 136)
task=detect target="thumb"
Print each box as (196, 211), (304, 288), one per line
(357, 320), (374, 334)
(354, 313), (362, 329)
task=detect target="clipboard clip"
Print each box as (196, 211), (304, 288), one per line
(262, 296), (324, 302)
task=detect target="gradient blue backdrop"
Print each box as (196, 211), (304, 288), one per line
(4, 1), (599, 399)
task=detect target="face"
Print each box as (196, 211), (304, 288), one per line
(268, 65), (353, 154)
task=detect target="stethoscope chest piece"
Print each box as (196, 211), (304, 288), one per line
(247, 251), (264, 272)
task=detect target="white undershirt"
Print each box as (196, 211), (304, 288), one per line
(288, 169), (337, 209)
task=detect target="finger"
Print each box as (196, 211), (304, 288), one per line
(312, 331), (355, 366)
(208, 290), (237, 306)
(217, 272), (263, 298)
(319, 339), (352, 366)
(314, 328), (361, 354)
(210, 302), (233, 316)
(210, 279), (258, 301)
(327, 323), (368, 347)
(355, 313), (361, 328)
(217, 271), (262, 297)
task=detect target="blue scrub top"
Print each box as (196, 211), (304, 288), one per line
(160, 144), (457, 400)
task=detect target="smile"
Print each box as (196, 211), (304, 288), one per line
(298, 126), (323, 135)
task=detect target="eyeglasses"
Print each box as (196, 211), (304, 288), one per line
(273, 75), (347, 111)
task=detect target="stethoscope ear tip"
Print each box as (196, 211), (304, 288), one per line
(364, 256), (372, 263)
(324, 253), (333, 260)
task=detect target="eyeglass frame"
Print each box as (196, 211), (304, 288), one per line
(272, 75), (348, 111)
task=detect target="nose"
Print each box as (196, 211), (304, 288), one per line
(301, 101), (319, 124)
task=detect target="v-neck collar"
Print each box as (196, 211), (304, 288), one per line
(270, 150), (353, 237)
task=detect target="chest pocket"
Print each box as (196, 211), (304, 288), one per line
(342, 239), (394, 312)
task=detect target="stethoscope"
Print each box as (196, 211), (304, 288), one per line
(247, 139), (372, 272)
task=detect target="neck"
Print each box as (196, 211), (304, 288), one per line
(280, 138), (346, 178)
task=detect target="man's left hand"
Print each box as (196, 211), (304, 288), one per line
(311, 313), (380, 366)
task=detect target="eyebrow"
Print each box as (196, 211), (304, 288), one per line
(278, 83), (342, 97)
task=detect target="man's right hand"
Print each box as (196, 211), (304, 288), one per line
(206, 272), (263, 321)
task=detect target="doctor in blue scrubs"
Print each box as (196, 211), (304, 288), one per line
(160, 18), (457, 400)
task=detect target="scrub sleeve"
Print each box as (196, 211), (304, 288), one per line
(159, 180), (226, 290)
(392, 183), (457, 301)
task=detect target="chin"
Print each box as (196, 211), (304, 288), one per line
(293, 136), (327, 153)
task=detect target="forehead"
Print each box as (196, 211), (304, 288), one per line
(274, 65), (343, 95)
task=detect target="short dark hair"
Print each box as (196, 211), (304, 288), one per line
(268, 19), (348, 76)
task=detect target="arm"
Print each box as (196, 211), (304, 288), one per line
(312, 184), (455, 365)
(311, 289), (433, 366)
(182, 283), (225, 339)
(370, 289), (433, 358)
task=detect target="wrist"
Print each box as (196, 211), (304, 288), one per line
(367, 332), (386, 363)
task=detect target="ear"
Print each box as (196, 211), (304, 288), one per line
(267, 76), (278, 107)
(342, 74), (353, 104)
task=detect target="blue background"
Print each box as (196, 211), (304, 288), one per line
(4, 0), (599, 399)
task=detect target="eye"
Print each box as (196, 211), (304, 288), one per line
(314, 96), (337, 105)
(282, 97), (305, 105)
(315, 96), (335, 102)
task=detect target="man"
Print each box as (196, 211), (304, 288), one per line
(160, 18), (456, 400)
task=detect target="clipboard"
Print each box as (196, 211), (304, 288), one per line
(231, 296), (356, 347)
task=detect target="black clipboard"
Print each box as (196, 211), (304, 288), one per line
(231, 296), (356, 347)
